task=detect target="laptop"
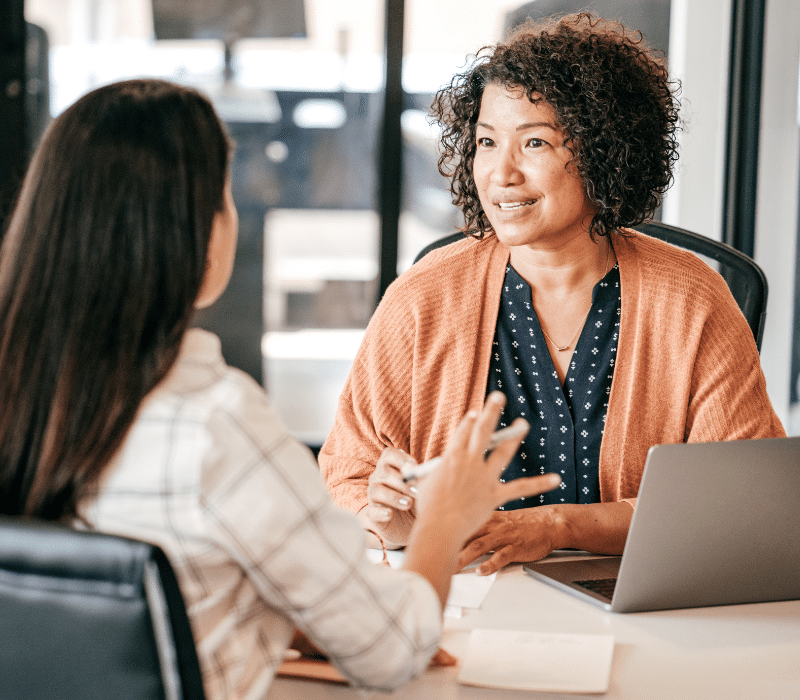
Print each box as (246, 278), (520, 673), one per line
(523, 436), (800, 613)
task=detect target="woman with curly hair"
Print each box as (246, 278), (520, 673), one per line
(319, 13), (783, 575)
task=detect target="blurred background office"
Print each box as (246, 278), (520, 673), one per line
(1, 0), (798, 449)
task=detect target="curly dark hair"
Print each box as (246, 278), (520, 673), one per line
(430, 12), (682, 239)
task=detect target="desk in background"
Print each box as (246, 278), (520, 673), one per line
(269, 553), (800, 699)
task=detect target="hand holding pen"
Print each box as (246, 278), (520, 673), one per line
(359, 445), (422, 549)
(359, 398), (538, 550)
(401, 422), (530, 483)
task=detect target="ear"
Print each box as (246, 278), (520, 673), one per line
(195, 185), (238, 309)
(195, 228), (221, 310)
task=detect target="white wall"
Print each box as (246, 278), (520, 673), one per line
(662, 0), (732, 240)
(754, 0), (800, 431)
(667, 0), (800, 430)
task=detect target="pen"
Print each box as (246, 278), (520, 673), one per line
(401, 422), (528, 483)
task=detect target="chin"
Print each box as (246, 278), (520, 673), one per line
(492, 227), (538, 248)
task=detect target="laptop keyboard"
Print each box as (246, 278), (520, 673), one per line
(575, 577), (617, 600)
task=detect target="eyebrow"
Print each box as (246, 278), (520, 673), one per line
(476, 121), (557, 132)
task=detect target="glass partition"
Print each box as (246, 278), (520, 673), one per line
(25, 0), (680, 449)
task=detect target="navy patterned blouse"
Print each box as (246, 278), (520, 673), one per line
(486, 262), (621, 510)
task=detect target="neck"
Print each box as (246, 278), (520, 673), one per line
(509, 234), (613, 299)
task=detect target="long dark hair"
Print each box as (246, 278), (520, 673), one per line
(0, 78), (231, 520)
(431, 13), (681, 239)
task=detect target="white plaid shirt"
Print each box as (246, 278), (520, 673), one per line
(83, 329), (441, 700)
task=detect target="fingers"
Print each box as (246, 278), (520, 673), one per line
(498, 473), (562, 504)
(468, 391), (507, 454)
(428, 647), (458, 667)
(474, 550), (510, 576)
(369, 477), (414, 506)
(484, 416), (529, 474)
(376, 446), (416, 478)
(457, 535), (493, 571)
(449, 407), (479, 455)
(369, 448), (417, 511)
(449, 391), (522, 468)
(458, 507), (558, 575)
(365, 502), (393, 523)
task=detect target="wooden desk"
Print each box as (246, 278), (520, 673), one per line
(269, 556), (800, 699)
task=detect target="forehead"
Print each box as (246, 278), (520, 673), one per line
(477, 83), (559, 127)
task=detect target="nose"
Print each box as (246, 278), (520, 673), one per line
(489, 145), (524, 186)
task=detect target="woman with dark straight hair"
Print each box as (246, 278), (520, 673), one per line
(0, 78), (558, 699)
(0, 78), (229, 520)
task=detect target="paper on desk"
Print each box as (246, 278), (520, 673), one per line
(457, 628), (615, 693)
(444, 571), (497, 617)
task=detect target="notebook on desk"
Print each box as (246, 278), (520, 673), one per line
(523, 436), (800, 613)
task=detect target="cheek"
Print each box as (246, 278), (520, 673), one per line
(472, 161), (490, 201)
(565, 177), (591, 211)
(546, 168), (585, 204)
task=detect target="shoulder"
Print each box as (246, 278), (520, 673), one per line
(408, 232), (503, 272)
(358, 234), (506, 358)
(142, 330), (326, 509)
(155, 328), (262, 404)
(616, 227), (713, 270)
(139, 329), (301, 466)
(381, 234), (505, 309)
(616, 228), (733, 302)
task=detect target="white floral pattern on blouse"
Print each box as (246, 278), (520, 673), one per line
(486, 263), (621, 509)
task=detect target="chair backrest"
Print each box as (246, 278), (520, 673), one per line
(413, 231), (464, 265)
(0, 516), (205, 700)
(413, 222), (768, 351)
(635, 222), (767, 351)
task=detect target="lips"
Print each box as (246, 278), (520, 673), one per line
(496, 199), (537, 210)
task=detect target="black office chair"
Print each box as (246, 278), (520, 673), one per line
(0, 516), (205, 700)
(413, 222), (768, 351)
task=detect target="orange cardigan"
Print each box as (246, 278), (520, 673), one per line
(319, 231), (785, 512)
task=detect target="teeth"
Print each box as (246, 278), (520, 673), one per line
(497, 200), (535, 210)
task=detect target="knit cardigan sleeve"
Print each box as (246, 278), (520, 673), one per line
(318, 236), (508, 513)
(317, 283), (418, 514)
(321, 230), (785, 513)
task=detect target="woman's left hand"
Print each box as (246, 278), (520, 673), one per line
(457, 500), (634, 576)
(456, 507), (558, 575)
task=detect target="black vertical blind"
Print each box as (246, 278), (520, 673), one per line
(0, 0), (26, 232)
(376, 0), (404, 302)
(722, 0), (766, 257)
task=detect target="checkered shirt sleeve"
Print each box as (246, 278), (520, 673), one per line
(84, 329), (441, 699)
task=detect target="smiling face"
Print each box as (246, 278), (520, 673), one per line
(473, 83), (597, 251)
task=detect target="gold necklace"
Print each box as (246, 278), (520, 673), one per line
(541, 241), (611, 352)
